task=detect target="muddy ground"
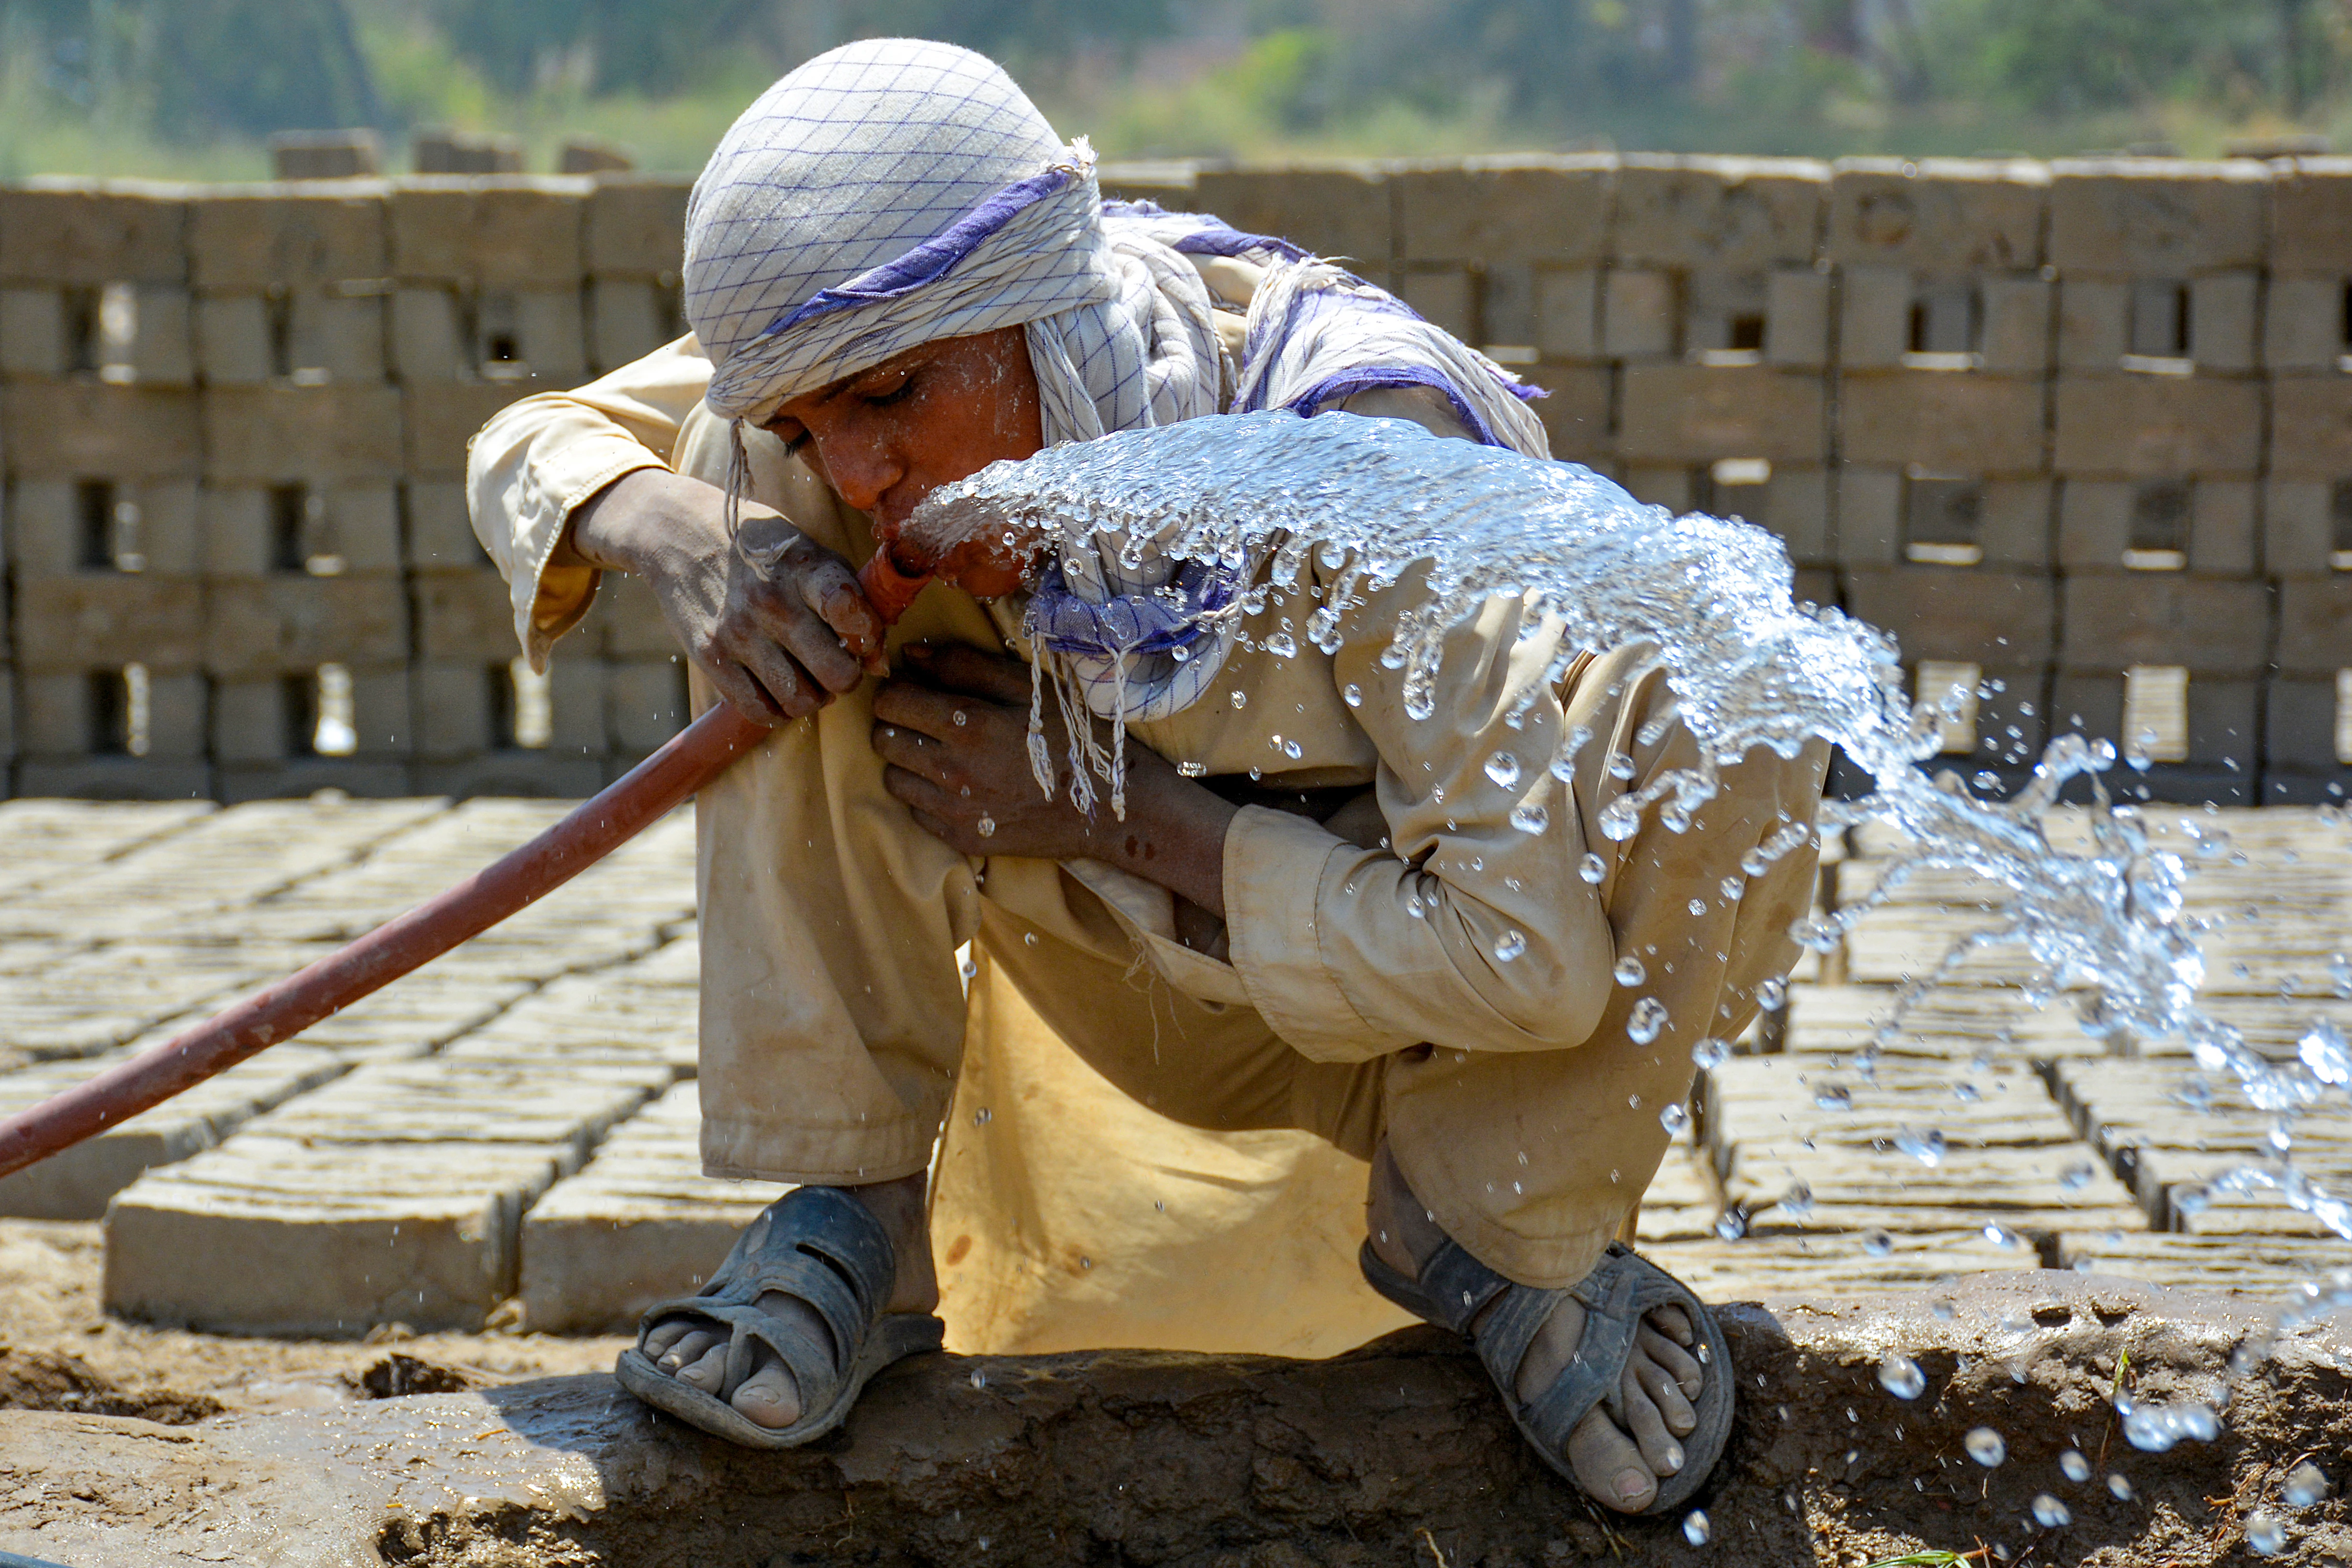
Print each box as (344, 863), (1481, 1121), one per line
(0, 1220), (2345, 1567)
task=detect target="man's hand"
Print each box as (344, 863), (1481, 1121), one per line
(563, 468), (883, 726)
(871, 645), (1238, 917)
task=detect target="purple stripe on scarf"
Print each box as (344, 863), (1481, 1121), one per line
(1027, 556), (1242, 659)
(1284, 366), (1511, 447)
(755, 164), (1078, 341)
(1102, 199), (1311, 263)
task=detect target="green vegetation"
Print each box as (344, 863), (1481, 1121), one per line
(0, 0), (2344, 179)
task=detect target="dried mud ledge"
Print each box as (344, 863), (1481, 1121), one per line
(4, 1271), (2349, 1568)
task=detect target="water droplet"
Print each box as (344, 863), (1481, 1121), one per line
(1508, 800), (1549, 834)
(1485, 751), (1521, 789)
(1862, 1229), (1892, 1257)
(1690, 1037), (1730, 1070)
(2299, 1020), (2350, 1085)
(1023, 932), (1038, 947)
(1579, 852), (1607, 884)
(1757, 977), (1787, 1010)
(1659, 1102), (1689, 1134)
(1614, 955), (1646, 986)
(2059, 1160), (2095, 1192)
(1599, 799), (1643, 840)
(2107, 1472), (2134, 1501)
(1283, 739), (1302, 760)
(1267, 631), (1296, 658)
(2244, 1511), (2285, 1555)
(1682, 1510), (1710, 1545)
(1894, 1127), (1946, 1167)
(1228, 689), (1247, 709)
(951, 709), (968, 726)
(1815, 1084), (1853, 1111)
(2283, 1461), (2328, 1507)
(1683, 897), (1706, 917)
(1965, 1426), (2006, 1466)
(1342, 683), (1363, 708)
(970, 1368), (987, 1388)
(1079, 1256), (1093, 1270)
(1607, 751), (1636, 779)
(974, 1107), (992, 1125)
(1177, 760), (1207, 777)
(1719, 875), (1744, 899)
(1628, 997), (1669, 1044)
(2032, 1494), (2071, 1528)
(1878, 1353), (1925, 1399)
(1493, 929), (1528, 963)
(975, 815), (996, 838)
(2059, 1450), (2091, 1484)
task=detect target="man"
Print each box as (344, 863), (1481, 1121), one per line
(469, 38), (1825, 1517)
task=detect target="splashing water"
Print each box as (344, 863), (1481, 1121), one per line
(911, 411), (2352, 1269)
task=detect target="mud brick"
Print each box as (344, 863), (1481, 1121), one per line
(2265, 678), (2342, 769)
(588, 277), (677, 372)
(511, 289), (587, 382)
(1620, 466), (1689, 512)
(127, 284), (195, 385)
(597, 573), (676, 659)
(2276, 577), (2352, 675)
(410, 660), (496, 759)
(1978, 276), (2053, 374)
(2266, 155), (2352, 273)
(1479, 263), (1536, 346)
(2263, 480), (2337, 574)
(193, 294), (272, 383)
(185, 185), (389, 292)
(198, 488), (273, 577)
(1530, 268), (1599, 359)
(1395, 155), (1613, 265)
(389, 287), (466, 381)
(1741, 464), (1829, 562)
(320, 484), (402, 573)
(1844, 567), (2055, 665)
(1, 382), (201, 479)
(0, 289), (67, 375)
(2056, 479), (2254, 574)
(1196, 164), (1394, 270)
(2047, 159), (2270, 275)
(0, 180), (188, 285)
(405, 480), (491, 569)
(606, 659), (688, 753)
(1610, 154), (1825, 270)
(2058, 573), (2270, 675)
(2185, 273), (2259, 374)
(1516, 362), (1608, 460)
(1826, 157), (2047, 272)
(1837, 471), (2051, 570)
(1838, 370), (2044, 473)
(16, 672), (87, 753)
(416, 569), (523, 662)
(12, 576), (205, 671)
(2055, 278), (2129, 370)
(1601, 268), (1675, 359)
(414, 751), (607, 798)
(285, 290), (387, 382)
(584, 176), (691, 276)
(14, 668), (202, 760)
(202, 385), (403, 482)
(270, 131), (381, 180)
(203, 575), (409, 676)
(1097, 161), (1197, 209)
(1833, 468), (1902, 564)
(2264, 277), (2347, 371)
(2057, 671), (2259, 775)
(389, 177), (590, 287)
(405, 381), (536, 477)
(3, 481), (79, 574)
(1618, 363), (1826, 463)
(130, 480), (203, 576)
(209, 678), (291, 765)
(2051, 375), (2262, 476)
(1836, 264), (1911, 369)
(2269, 376), (2352, 480)
(1764, 266), (1830, 368)
(1396, 268), (1473, 341)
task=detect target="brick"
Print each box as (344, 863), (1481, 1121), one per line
(406, 382), (535, 477)
(193, 294), (273, 383)
(1396, 269), (1473, 341)
(414, 752), (607, 797)
(1833, 467), (1900, 564)
(410, 660), (497, 759)
(2264, 277), (2346, 371)
(269, 131), (380, 181)
(2270, 376), (2352, 479)
(390, 287), (466, 381)
(416, 569), (522, 662)
(208, 678), (292, 764)
(2262, 480), (2334, 574)
(606, 659), (688, 752)
(585, 177), (692, 276)
(203, 575), (409, 675)
(1764, 267), (1829, 368)
(132, 481), (202, 576)
(0, 289), (67, 376)
(2187, 272), (2258, 373)
(389, 178), (589, 287)
(1618, 363), (1825, 463)
(588, 277), (675, 372)
(1836, 264), (1911, 369)
(12, 576), (205, 670)
(2191, 479), (2258, 574)
(1610, 154), (1825, 270)
(2048, 159), (2270, 275)
(1396, 155), (1614, 265)
(1979, 276), (2052, 373)
(1744, 464), (1829, 562)
(2051, 375), (2262, 476)
(2265, 677), (2341, 769)
(1478, 263), (1536, 347)
(3, 481), (78, 574)
(2276, 577), (2352, 675)
(1838, 371), (2044, 473)
(217, 758), (414, 802)
(0, 180), (188, 285)
(323, 484), (402, 573)
(127, 284), (195, 385)
(1845, 567), (2055, 664)
(1682, 268), (1764, 353)
(198, 488), (272, 577)
(16, 671), (87, 753)
(488, 289), (586, 382)
(1826, 158), (2047, 271)
(203, 385), (404, 481)
(2056, 278), (2129, 370)
(1601, 268), (1675, 359)
(1, 382), (201, 479)
(186, 186), (389, 292)
(405, 481), (491, 569)
(1196, 164), (1394, 269)
(1620, 466), (1689, 513)
(2267, 156), (2352, 273)
(1527, 268), (1598, 359)
(1517, 362), (1608, 459)
(2058, 573), (2270, 674)
(285, 290), (387, 382)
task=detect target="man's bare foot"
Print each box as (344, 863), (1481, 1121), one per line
(1365, 1145), (1705, 1513)
(638, 1171), (938, 1428)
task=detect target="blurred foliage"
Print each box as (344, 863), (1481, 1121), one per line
(0, 0), (2346, 178)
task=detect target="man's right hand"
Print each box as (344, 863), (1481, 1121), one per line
(560, 468), (885, 725)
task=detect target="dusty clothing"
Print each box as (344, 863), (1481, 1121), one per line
(468, 342), (1826, 1353)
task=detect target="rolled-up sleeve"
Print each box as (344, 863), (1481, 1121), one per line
(1223, 580), (1618, 1063)
(465, 334), (712, 669)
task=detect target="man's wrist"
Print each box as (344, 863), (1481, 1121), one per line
(562, 467), (689, 576)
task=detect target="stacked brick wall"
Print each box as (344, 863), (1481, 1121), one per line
(3, 157), (2349, 803)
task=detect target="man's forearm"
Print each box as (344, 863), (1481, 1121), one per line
(553, 468), (715, 576)
(1083, 768), (1238, 919)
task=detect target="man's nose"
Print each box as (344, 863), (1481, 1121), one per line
(814, 434), (903, 515)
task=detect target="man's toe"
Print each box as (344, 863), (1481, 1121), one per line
(731, 1360), (804, 1429)
(1567, 1406), (1656, 1512)
(1620, 1361), (1686, 1476)
(674, 1342), (729, 1392)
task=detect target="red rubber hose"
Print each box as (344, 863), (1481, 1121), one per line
(0, 702), (770, 1183)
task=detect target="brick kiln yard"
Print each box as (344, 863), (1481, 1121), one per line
(0, 797), (2346, 1566)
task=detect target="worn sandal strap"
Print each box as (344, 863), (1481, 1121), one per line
(1413, 1237), (1514, 1334)
(636, 1185), (898, 1355)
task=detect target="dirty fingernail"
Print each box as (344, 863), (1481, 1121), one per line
(1616, 1469), (1650, 1502)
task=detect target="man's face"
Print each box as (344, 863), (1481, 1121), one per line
(765, 326), (1045, 598)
